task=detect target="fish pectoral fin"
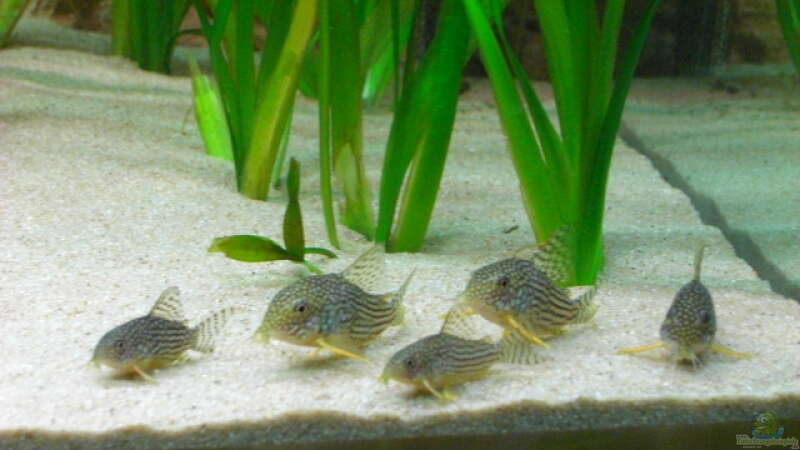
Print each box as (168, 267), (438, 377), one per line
(315, 337), (369, 363)
(131, 365), (157, 383)
(422, 379), (456, 402)
(709, 343), (752, 359)
(173, 353), (191, 365)
(617, 341), (665, 355)
(506, 316), (550, 348)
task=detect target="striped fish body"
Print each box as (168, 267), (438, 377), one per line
(660, 278), (716, 363)
(319, 274), (403, 345)
(256, 273), (406, 351)
(381, 306), (540, 399)
(92, 287), (234, 379)
(94, 316), (194, 373)
(383, 333), (500, 391)
(465, 258), (584, 333)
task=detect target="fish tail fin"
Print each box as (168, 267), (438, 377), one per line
(384, 269), (414, 326)
(193, 307), (237, 354)
(499, 330), (543, 365)
(693, 245), (708, 281)
(572, 284), (598, 324)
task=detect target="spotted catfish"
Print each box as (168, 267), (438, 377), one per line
(380, 307), (541, 402)
(456, 226), (597, 348)
(253, 246), (413, 362)
(618, 246), (752, 368)
(91, 287), (235, 381)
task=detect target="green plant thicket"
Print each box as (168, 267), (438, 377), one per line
(111, 0), (190, 73)
(189, 0), (417, 250)
(185, 0), (663, 285)
(53, 1), (798, 284)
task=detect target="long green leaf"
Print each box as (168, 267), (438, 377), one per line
(233, 0), (256, 153)
(189, 57), (234, 161)
(283, 158), (305, 261)
(577, 0), (662, 283)
(209, 235), (290, 262)
(464, 0), (562, 241)
(110, 0), (130, 55)
(488, 1), (567, 197)
(329, 1), (374, 238)
(776, 0), (800, 75)
(241, 0), (317, 199)
(318, 0), (340, 248)
(388, 0), (473, 251)
(532, 0), (581, 171)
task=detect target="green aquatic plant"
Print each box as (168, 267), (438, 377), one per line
(188, 56), (234, 162)
(192, 1), (416, 243)
(209, 158), (336, 275)
(111, 0), (190, 73)
(463, 0), (662, 284)
(317, 0), (374, 245)
(0, 0), (31, 47)
(776, 0), (800, 76)
(190, 0), (660, 285)
(375, 0), (477, 251)
(192, 0), (316, 200)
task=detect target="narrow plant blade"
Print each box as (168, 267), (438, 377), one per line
(318, 0), (340, 248)
(488, 1), (568, 197)
(283, 158), (305, 261)
(388, 0), (475, 251)
(464, 0), (562, 241)
(241, 0), (317, 200)
(189, 57), (234, 162)
(209, 235), (290, 262)
(577, 0), (662, 283)
(776, 0), (800, 76)
(110, 0), (131, 56)
(329, 1), (375, 239)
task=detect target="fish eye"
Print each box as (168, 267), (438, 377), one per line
(497, 276), (510, 288)
(293, 301), (307, 313)
(114, 341), (124, 351)
(404, 356), (416, 368)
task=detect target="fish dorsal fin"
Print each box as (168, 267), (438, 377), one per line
(440, 305), (480, 340)
(513, 224), (573, 286)
(149, 286), (186, 323)
(341, 245), (385, 293)
(693, 244), (708, 281)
